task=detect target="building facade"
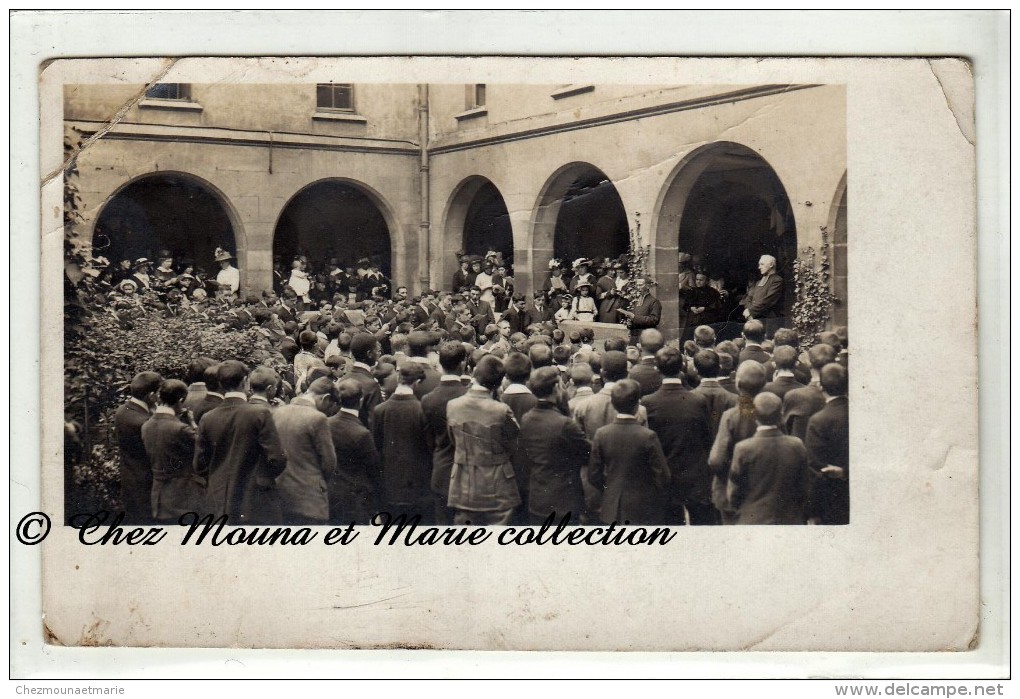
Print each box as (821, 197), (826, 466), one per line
(66, 82), (847, 338)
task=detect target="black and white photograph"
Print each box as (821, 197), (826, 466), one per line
(23, 45), (990, 664)
(61, 79), (849, 531)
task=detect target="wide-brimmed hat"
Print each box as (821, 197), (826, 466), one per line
(574, 281), (593, 292)
(572, 258), (593, 269)
(132, 258), (151, 269)
(117, 279), (138, 292)
(213, 248), (233, 262)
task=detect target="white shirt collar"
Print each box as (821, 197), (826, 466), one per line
(662, 378), (683, 385)
(224, 391), (248, 400)
(249, 395), (269, 403)
(128, 397), (150, 412)
(353, 361), (373, 372)
(616, 414), (637, 420)
(154, 405), (176, 416)
(775, 370), (795, 378)
(503, 383), (532, 395)
(573, 386), (594, 396)
(394, 385), (415, 395)
(756, 425), (780, 432)
(340, 407), (360, 417)
(440, 375), (462, 382)
(698, 378), (720, 386)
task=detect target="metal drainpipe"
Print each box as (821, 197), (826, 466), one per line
(417, 84), (431, 294)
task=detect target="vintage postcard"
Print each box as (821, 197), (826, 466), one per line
(29, 54), (979, 656)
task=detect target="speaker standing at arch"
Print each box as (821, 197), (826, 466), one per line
(741, 254), (784, 336)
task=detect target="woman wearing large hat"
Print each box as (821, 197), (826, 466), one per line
(213, 247), (240, 297)
(569, 257), (596, 293)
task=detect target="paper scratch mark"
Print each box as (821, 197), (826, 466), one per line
(41, 57), (180, 188)
(328, 592), (410, 610)
(927, 59), (975, 147)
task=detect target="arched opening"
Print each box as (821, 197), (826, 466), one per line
(462, 181), (513, 262)
(92, 173), (238, 276)
(273, 179), (392, 279)
(531, 162), (629, 291)
(655, 142), (797, 340)
(830, 174), (848, 327)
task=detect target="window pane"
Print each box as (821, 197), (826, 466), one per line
(334, 85), (353, 110)
(316, 84), (332, 108)
(145, 83), (189, 100)
(475, 84), (486, 106)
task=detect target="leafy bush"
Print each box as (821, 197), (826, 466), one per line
(791, 227), (839, 350)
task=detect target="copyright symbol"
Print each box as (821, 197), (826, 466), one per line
(16, 512), (51, 545)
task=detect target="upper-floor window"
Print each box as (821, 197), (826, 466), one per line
(471, 84), (486, 108)
(145, 83), (191, 101)
(317, 83), (354, 111)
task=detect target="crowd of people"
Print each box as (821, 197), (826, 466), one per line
(72, 239), (844, 528)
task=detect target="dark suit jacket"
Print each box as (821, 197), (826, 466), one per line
(783, 384), (826, 441)
(501, 388), (539, 497)
(194, 397), (287, 524)
(642, 383), (714, 505)
(763, 374), (806, 401)
(629, 293), (662, 332)
(467, 300), (495, 333)
(804, 395), (849, 524)
(739, 344), (771, 367)
(524, 301), (552, 328)
(519, 403), (590, 518)
(192, 393), (223, 424)
(421, 380), (469, 497)
(409, 361), (442, 400)
(589, 418), (671, 524)
(410, 303), (434, 328)
(727, 428), (810, 524)
(628, 358), (663, 397)
(346, 365), (383, 428)
(502, 307), (527, 335)
(743, 273), (784, 319)
(141, 411), (202, 521)
(114, 400), (152, 523)
(693, 381), (738, 439)
(371, 393), (434, 508)
(327, 410), (381, 523)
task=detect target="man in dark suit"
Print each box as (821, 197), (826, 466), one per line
(524, 290), (552, 328)
(805, 363), (850, 525)
(772, 328), (812, 385)
(618, 277), (662, 344)
(588, 379), (671, 524)
(708, 361), (767, 523)
(518, 367), (590, 524)
(409, 290), (436, 328)
(272, 377), (337, 525)
(763, 345), (806, 400)
(782, 343), (837, 440)
(466, 285), (495, 336)
(628, 328), (665, 397)
(692, 350), (738, 439)
(421, 342), (469, 524)
(372, 363), (435, 521)
(141, 378), (203, 523)
(405, 331), (441, 399)
(114, 371), (161, 523)
(328, 379), (381, 525)
(347, 333), (383, 428)
(642, 347), (715, 525)
(191, 363), (223, 423)
(738, 320), (771, 367)
(502, 294), (528, 336)
(194, 360), (287, 524)
(741, 254), (784, 335)
(727, 392), (811, 525)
